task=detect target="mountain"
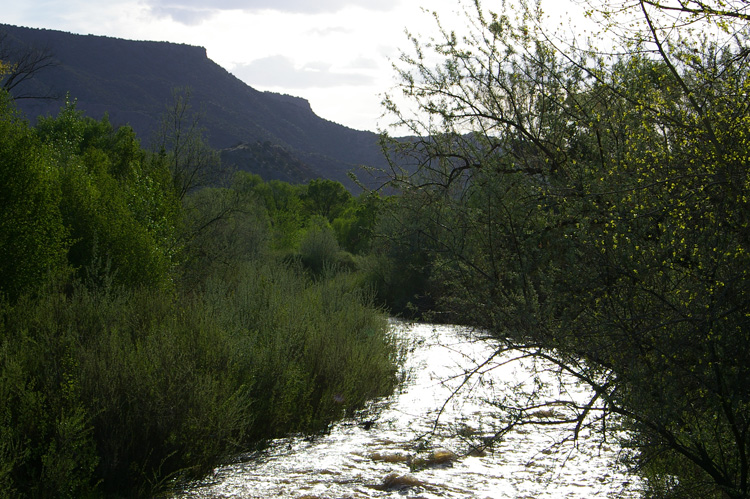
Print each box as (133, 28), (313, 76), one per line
(0, 23), (392, 190)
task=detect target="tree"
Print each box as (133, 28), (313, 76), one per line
(383, 1), (750, 497)
(0, 91), (66, 300)
(302, 178), (353, 221)
(332, 191), (382, 254)
(36, 100), (180, 290)
(153, 87), (223, 201)
(0, 30), (57, 101)
(177, 175), (270, 287)
(251, 179), (308, 252)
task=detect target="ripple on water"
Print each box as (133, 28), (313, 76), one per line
(177, 323), (641, 499)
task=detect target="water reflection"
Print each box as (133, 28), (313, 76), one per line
(178, 322), (640, 498)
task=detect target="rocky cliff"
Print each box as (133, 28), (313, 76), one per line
(1, 23), (390, 189)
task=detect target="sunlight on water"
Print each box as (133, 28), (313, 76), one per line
(177, 322), (641, 498)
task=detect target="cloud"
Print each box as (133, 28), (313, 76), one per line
(346, 56), (379, 69)
(306, 26), (352, 36)
(145, 0), (400, 23)
(149, 5), (219, 25)
(232, 55), (375, 89)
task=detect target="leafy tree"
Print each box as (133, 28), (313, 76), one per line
(178, 177), (270, 287)
(252, 179), (308, 252)
(332, 192), (381, 254)
(298, 217), (341, 275)
(0, 91), (66, 300)
(302, 178), (353, 221)
(36, 100), (179, 289)
(383, 0), (750, 496)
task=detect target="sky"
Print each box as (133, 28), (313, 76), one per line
(3, 0), (586, 132)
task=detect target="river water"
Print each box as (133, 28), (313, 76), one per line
(177, 322), (641, 498)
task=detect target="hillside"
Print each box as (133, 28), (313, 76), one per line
(0, 23), (391, 189)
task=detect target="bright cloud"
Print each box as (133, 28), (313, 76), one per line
(149, 5), (218, 25)
(144, 0), (400, 24)
(232, 55), (374, 88)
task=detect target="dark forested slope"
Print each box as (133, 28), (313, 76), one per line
(0, 23), (389, 188)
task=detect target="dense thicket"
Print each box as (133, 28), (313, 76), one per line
(378, 0), (750, 497)
(0, 89), (399, 497)
(0, 93), (66, 301)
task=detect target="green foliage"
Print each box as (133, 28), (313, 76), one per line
(0, 92), (67, 300)
(0, 295), (102, 498)
(0, 261), (398, 496)
(363, 194), (435, 316)
(302, 178), (353, 220)
(0, 286), (250, 496)
(35, 100), (180, 290)
(204, 261), (399, 437)
(332, 192), (382, 254)
(178, 180), (270, 287)
(0, 93), (400, 497)
(383, 1), (750, 496)
(297, 217), (342, 275)
(242, 175), (380, 267)
(252, 179), (307, 252)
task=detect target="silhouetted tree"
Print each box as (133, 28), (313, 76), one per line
(0, 31), (57, 100)
(383, 1), (750, 496)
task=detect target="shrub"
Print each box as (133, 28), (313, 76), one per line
(298, 220), (341, 275)
(0, 261), (400, 496)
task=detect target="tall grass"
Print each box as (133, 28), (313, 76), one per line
(0, 261), (399, 497)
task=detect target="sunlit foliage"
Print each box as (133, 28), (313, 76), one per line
(382, 0), (750, 496)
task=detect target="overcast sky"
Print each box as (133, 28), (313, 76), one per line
(4, 0), (585, 132)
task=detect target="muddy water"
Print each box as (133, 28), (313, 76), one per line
(177, 322), (641, 498)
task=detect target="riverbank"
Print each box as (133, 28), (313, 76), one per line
(0, 263), (400, 497)
(178, 322), (640, 498)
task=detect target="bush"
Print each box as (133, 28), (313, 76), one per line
(298, 219), (341, 275)
(201, 261), (399, 437)
(0, 260), (400, 496)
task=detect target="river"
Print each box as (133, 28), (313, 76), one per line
(177, 322), (641, 498)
